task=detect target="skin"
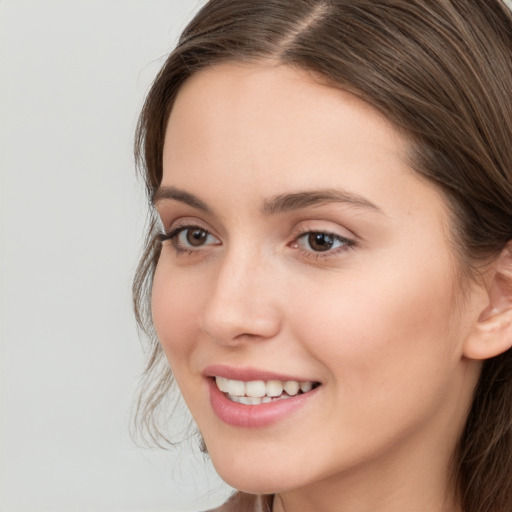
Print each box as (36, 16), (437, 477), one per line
(152, 63), (488, 512)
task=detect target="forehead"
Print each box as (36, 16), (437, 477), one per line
(166, 61), (403, 144)
(163, 62), (413, 194)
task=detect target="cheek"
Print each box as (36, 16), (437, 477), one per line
(279, 265), (467, 468)
(287, 255), (461, 403)
(151, 259), (204, 369)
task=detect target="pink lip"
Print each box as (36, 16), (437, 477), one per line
(203, 364), (317, 383)
(205, 368), (320, 428)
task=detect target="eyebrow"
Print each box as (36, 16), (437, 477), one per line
(152, 186), (212, 213)
(152, 185), (382, 216)
(261, 189), (383, 215)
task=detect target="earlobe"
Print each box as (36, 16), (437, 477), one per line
(463, 244), (512, 361)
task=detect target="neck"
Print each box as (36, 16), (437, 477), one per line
(272, 434), (462, 512)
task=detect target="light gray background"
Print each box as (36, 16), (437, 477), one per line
(0, 1), (232, 510)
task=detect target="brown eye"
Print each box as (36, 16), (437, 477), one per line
(186, 228), (208, 246)
(307, 232), (335, 252)
(294, 230), (353, 257)
(166, 226), (221, 252)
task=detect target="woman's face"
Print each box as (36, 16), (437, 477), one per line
(152, 63), (483, 498)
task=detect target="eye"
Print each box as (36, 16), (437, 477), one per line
(159, 225), (221, 252)
(179, 227), (210, 247)
(293, 231), (354, 255)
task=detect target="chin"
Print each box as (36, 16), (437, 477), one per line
(215, 469), (287, 495)
(207, 448), (311, 496)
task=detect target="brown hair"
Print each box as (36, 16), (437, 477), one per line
(133, 1), (512, 510)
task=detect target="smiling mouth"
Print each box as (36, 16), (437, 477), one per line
(214, 376), (321, 405)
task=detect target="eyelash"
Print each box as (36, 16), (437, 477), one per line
(292, 229), (355, 260)
(158, 225), (220, 255)
(158, 225), (355, 259)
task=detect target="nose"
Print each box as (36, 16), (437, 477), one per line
(200, 249), (283, 345)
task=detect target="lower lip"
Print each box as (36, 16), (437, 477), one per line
(207, 378), (319, 428)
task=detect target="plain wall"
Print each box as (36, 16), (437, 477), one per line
(0, 1), (231, 510)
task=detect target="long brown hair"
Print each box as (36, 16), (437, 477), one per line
(133, 1), (512, 510)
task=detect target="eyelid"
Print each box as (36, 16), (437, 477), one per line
(159, 225), (221, 255)
(290, 230), (356, 254)
(290, 219), (356, 241)
(158, 216), (221, 252)
(160, 216), (216, 235)
(288, 221), (357, 259)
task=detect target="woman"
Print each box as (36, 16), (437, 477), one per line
(133, 1), (512, 511)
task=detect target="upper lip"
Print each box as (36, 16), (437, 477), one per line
(203, 364), (320, 383)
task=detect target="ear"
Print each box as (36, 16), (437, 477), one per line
(463, 244), (512, 360)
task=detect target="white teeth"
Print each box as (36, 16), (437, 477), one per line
(215, 376), (317, 404)
(245, 380), (266, 398)
(216, 376), (229, 393)
(300, 381), (313, 393)
(284, 380), (300, 396)
(236, 396), (275, 405)
(226, 379), (245, 396)
(266, 380), (284, 397)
